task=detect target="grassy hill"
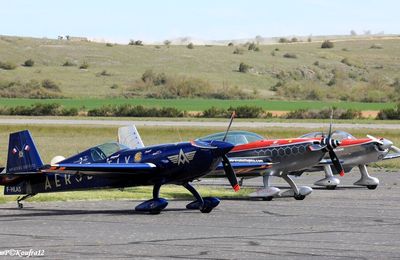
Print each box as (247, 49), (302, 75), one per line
(0, 35), (399, 102)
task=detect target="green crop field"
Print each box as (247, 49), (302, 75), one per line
(0, 98), (395, 111)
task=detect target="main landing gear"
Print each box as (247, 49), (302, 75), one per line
(135, 182), (220, 214)
(135, 183), (168, 214)
(184, 183), (220, 213)
(16, 193), (37, 209)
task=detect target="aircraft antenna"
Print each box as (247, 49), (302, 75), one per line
(222, 111), (236, 142)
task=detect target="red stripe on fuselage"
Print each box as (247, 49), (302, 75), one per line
(232, 138), (315, 152)
(339, 138), (374, 147)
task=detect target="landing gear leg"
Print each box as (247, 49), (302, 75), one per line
(16, 193), (37, 209)
(354, 165), (379, 189)
(135, 183), (168, 214)
(184, 183), (220, 213)
(248, 174), (280, 199)
(282, 175), (312, 200)
(314, 165), (340, 189)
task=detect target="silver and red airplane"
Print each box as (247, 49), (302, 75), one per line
(296, 130), (400, 190)
(197, 129), (345, 200)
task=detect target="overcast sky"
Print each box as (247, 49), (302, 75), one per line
(0, 0), (398, 42)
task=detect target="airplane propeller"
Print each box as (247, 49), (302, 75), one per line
(321, 110), (345, 176)
(222, 111), (240, 192)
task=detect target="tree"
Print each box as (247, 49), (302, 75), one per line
(321, 40), (334, 49)
(163, 40), (171, 46)
(350, 30), (357, 36)
(187, 42), (194, 49)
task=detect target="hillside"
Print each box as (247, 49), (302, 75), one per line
(0, 35), (399, 101)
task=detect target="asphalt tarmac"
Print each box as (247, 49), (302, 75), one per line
(0, 171), (399, 259)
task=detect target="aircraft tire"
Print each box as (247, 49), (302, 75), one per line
(367, 185), (377, 190)
(326, 185), (337, 190)
(262, 196), (273, 201)
(294, 194), (306, 200)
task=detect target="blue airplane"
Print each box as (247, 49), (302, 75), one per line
(0, 129), (267, 214)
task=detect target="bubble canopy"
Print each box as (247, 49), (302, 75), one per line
(197, 131), (264, 146)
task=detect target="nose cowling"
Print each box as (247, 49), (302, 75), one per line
(379, 139), (393, 151)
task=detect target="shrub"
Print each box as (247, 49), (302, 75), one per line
(202, 107), (229, 118)
(106, 43), (113, 47)
(0, 61), (17, 70)
(341, 58), (352, 66)
(231, 105), (264, 118)
(285, 108), (362, 119)
(376, 104), (400, 120)
(238, 62), (251, 73)
(110, 84), (119, 89)
(291, 37), (298, 42)
(129, 40), (143, 46)
(248, 42), (257, 51)
(278, 38), (289, 43)
(283, 53), (297, 59)
(88, 105), (186, 117)
(370, 44), (383, 49)
(321, 40), (334, 48)
(79, 61), (89, 69)
(163, 40), (171, 46)
(233, 48), (244, 54)
(62, 60), (76, 66)
(228, 42), (234, 46)
(41, 79), (61, 92)
(99, 70), (111, 76)
(23, 59), (35, 67)
(187, 42), (194, 49)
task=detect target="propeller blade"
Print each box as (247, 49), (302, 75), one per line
(366, 135), (384, 145)
(328, 150), (345, 176)
(222, 111), (236, 142)
(222, 155), (240, 192)
(328, 109), (333, 138)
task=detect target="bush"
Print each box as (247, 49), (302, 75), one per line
(283, 53), (297, 59)
(370, 44), (383, 49)
(88, 105), (186, 117)
(0, 61), (17, 70)
(129, 40), (143, 46)
(341, 58), (352, 66)
(163, 40), (171, 46)
(285, 108), (362, 119)
(233, 48), (244, 55)
(321, 40), (334, 48)
(228, 42), (234, 46)
(23, 59), (35, 67)
(41, 79), (61, 92)
(99, 70), (111, 76)
(248, 42), (257, 51)
(0, 103), (77, 116)
(238, 62), (251, 73)
(79, 61), (89, 69)
(376, 104), (400, 120)
(106, 43), (113, 47)
(232, 105), (264, 118)
(291, 37), (298, 42)
(202, 107), (229, 118)
(187, 42), (194, 49)
(278, 38), (290, 43)
(141, 70), (167, 86)
(62, 60), (76, 66)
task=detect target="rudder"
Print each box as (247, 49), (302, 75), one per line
(6, 130), (44, 173)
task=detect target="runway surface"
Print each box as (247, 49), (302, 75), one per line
(0, 171), (400, 259)
(0, 118), (399, 129)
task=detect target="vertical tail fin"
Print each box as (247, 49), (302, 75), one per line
(6, 130), (43, 173)
(118, 125), (145, 149)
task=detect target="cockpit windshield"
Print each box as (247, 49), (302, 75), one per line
(198, 131), (264, 145)
(90, 142), (129, 162)
(299, 130), (356, 141)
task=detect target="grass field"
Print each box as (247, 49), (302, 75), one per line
(1, 35), (400, 100)
(0, 98), (396, 111)
(0, 124), (399, 204)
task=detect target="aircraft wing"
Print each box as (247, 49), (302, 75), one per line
(43, 162), (157, 175)
(216, 159), (272, 172)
